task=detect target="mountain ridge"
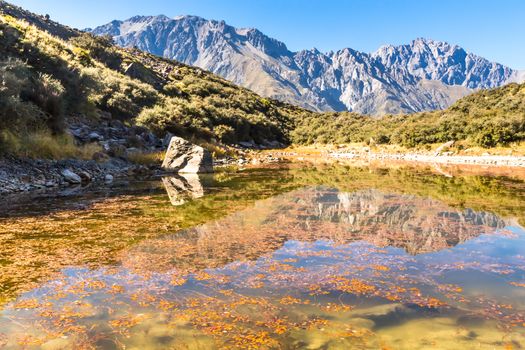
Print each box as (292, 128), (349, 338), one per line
(92, 14), (524, 115)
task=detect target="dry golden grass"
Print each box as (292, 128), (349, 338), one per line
(200, 141), (237, 158)
(0, 130), (101, 159)
(127, 150), (165, 165)
(458, 141), (525, 156)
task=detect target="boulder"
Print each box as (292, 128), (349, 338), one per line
(162, 137), (213, 173)
(61, 169), (81, 184)
(124, 62), (164, 88)
(162, 132), (174, 147)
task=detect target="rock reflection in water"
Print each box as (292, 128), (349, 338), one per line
(162, 174), (204, 206)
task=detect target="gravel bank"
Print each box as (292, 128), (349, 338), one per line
(330, 152), (525, 167)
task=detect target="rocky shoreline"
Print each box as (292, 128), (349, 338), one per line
(330, 151), (525, 167)
(0, 156), (155, 195)
(4, 148), (525, 195)
(0, 115), (166, 195)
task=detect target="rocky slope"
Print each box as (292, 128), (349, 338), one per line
(92, 15), (524, 115)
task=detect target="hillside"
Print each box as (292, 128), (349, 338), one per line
(0, 0), (524, 164)
(292, 82), (525, 148)
(0, 1), (311, 160)
(92, 15), (524, 115)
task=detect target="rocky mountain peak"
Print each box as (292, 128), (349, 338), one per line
(92, 15), (524, 115)
(242, 27), (291, 58)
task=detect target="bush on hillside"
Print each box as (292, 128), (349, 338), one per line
(69, 33), (121, 69)
(80, 67), (158, 119)
(0, 59), (65, 133)
(292, 83), (525, 148)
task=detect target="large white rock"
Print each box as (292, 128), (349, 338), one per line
(162, 136), (213, 173)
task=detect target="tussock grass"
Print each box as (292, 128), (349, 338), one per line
(200, 142), (237, 158)
(127, 150), (165, 166)
(0, 130), (101, 159)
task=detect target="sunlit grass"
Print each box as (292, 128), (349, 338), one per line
(0, 130), (101, 159)
(127, 150), (165, 166)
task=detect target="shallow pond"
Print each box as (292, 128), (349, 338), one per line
(1, 164), (525, 349)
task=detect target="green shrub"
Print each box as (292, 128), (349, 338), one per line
(214, 124), (236, 144)
(291, 83), (525, 148)
(69, 33), (121, 69)
(0, 59), (64, 133)
(25, 73), (65, 132)
(80, 67), (158, 119)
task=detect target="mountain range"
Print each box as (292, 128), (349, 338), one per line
(92, 15), (524, 115)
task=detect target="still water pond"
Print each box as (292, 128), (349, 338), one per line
(1, 164), (525, 349)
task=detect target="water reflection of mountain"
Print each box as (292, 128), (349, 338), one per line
(303, 189), (505, 254)
(122, 187), (506, 273)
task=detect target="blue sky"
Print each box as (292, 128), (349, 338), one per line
(8, 0), (525, 69)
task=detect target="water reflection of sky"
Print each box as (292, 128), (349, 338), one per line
(2, 225), (525, 348)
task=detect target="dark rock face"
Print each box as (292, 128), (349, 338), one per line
(162, 137), (213, 173)
(92, 16), (524, 115)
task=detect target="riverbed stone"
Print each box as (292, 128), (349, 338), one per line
(61, 169), (81, 184)
(88, 132), (103, 141)
(41, 337), (70, 350)
(162, 136), (213, 173)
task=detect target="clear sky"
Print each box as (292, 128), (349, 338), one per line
(7, 0), (525, 70)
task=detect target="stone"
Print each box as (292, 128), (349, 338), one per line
(41, 337), (70, 350)
(78, 171), (92, 182)
(239, 141), (255, 148)
(88, 132), (103, 142)
(124, 61), (164, 88)
(162, 136), (213, 173)
(61, 169), (81, 184)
